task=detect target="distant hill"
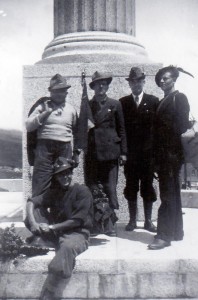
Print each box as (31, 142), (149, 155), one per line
(0, 129), (22, 177)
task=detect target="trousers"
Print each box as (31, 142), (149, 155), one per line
(157, 163), (183, 242)
(32, 139), (72, 197)
(124, 159), (156, 202)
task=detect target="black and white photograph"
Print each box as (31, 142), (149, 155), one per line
(0, 0), (198, 299)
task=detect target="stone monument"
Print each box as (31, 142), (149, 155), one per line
(23, 0), (162, 220)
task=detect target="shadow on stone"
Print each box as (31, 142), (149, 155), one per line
(116, 223), (155, 244)
(90, 237), (110, 247)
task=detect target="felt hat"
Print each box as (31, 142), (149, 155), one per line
(53, 157), (74, 174)
(126, 67), (145, 81)
(89, 71), (112, 89)
(48, 74), (71, 91)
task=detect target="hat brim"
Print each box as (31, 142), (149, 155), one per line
(125, 75), (145, 81)
(48, 85), (71, 91)
(89, 77), (112, 89)
(54, 164), (73, 175)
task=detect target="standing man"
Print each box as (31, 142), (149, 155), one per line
(26, 74), (79, 197)
(25, 157), (93, 300)
(120, 67), (159, 232)
(84, 71), (127, 213)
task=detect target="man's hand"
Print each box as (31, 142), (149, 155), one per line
(30, 222), (41, 235)
(39, 223), (51, 234)
(38, 101), (53, 124)
(119, 155), (127, 166)
(43, 100), (53, 114)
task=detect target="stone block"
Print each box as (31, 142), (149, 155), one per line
(87, 273), (138, 299)
(185, 273), (198, 297)
(114, 273), (138, 298)
(9, 252), (54, 274)
(60, 273), (88, 298)
(118, 259), (180, 274)
(5, 273), (47, 298)
(95, 274), (117, 298)
(179, 259), (198, 273)
(181, 190), (198, 208)
(0, 273), (8, 298)
(138, 273), (185, 298)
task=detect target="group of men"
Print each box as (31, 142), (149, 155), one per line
(25, 67), (160, 300)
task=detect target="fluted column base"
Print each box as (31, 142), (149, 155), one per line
(38, 31), (150, 64)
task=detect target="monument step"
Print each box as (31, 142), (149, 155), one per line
(0, 208), (198, 299)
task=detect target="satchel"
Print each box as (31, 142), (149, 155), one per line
(181, 119), (198, 168)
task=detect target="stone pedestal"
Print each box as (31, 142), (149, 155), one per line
(23, 62), (162, 221)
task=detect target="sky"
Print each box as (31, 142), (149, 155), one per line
(0, 0), (198, 130)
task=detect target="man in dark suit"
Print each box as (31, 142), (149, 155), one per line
(119, 67), (159, 232)
(84, 71), (127, 214)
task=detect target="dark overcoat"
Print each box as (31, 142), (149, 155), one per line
(87, 96), (127, 161)
(120, 93), (159, 163)
(154, 90), (190, 166)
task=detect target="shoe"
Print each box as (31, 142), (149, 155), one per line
(125, 221), (137, 231)
(148, 238), (171, 250)
(144, 220), (157, 233)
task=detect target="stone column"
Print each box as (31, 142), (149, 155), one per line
(54, 0), (135, 36)
(39, 0), (149, 64)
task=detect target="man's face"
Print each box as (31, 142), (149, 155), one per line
(92, 80), (109, 97)
(129, 78), (145, 96)
(50, 88), (68, 104)
(55, 169), (73, 190)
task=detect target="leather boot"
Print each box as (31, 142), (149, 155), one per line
(143, 201), (157, 233)
(125, 200), (137, 231)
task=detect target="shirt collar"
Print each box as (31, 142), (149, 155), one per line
(132, 91), (144, 102)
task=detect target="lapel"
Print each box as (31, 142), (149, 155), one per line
(138, 93), (148, 111)
(128, 94), (138, 111)
(91, 96), (113, 125)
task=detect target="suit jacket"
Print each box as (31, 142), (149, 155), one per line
(87, 96), (127, 161)
(155, 90), (190, 165)
(119, 93), (159, 162)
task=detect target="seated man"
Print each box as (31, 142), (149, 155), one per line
(25, 157), (93, 300)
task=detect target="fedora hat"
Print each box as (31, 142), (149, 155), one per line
(126, 67), (145, 81)
(53, 157), (74, 174)
(89, 71), (112, 89)
(48, 74), (71, 91)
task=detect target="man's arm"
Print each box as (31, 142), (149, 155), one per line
(116, 101), (127, 165)
(26, 201), (41, 235)
(26, 101), (53, 132)
(50, 219), (81, 232)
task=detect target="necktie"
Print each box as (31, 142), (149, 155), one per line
(135, 95), (139, 106)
